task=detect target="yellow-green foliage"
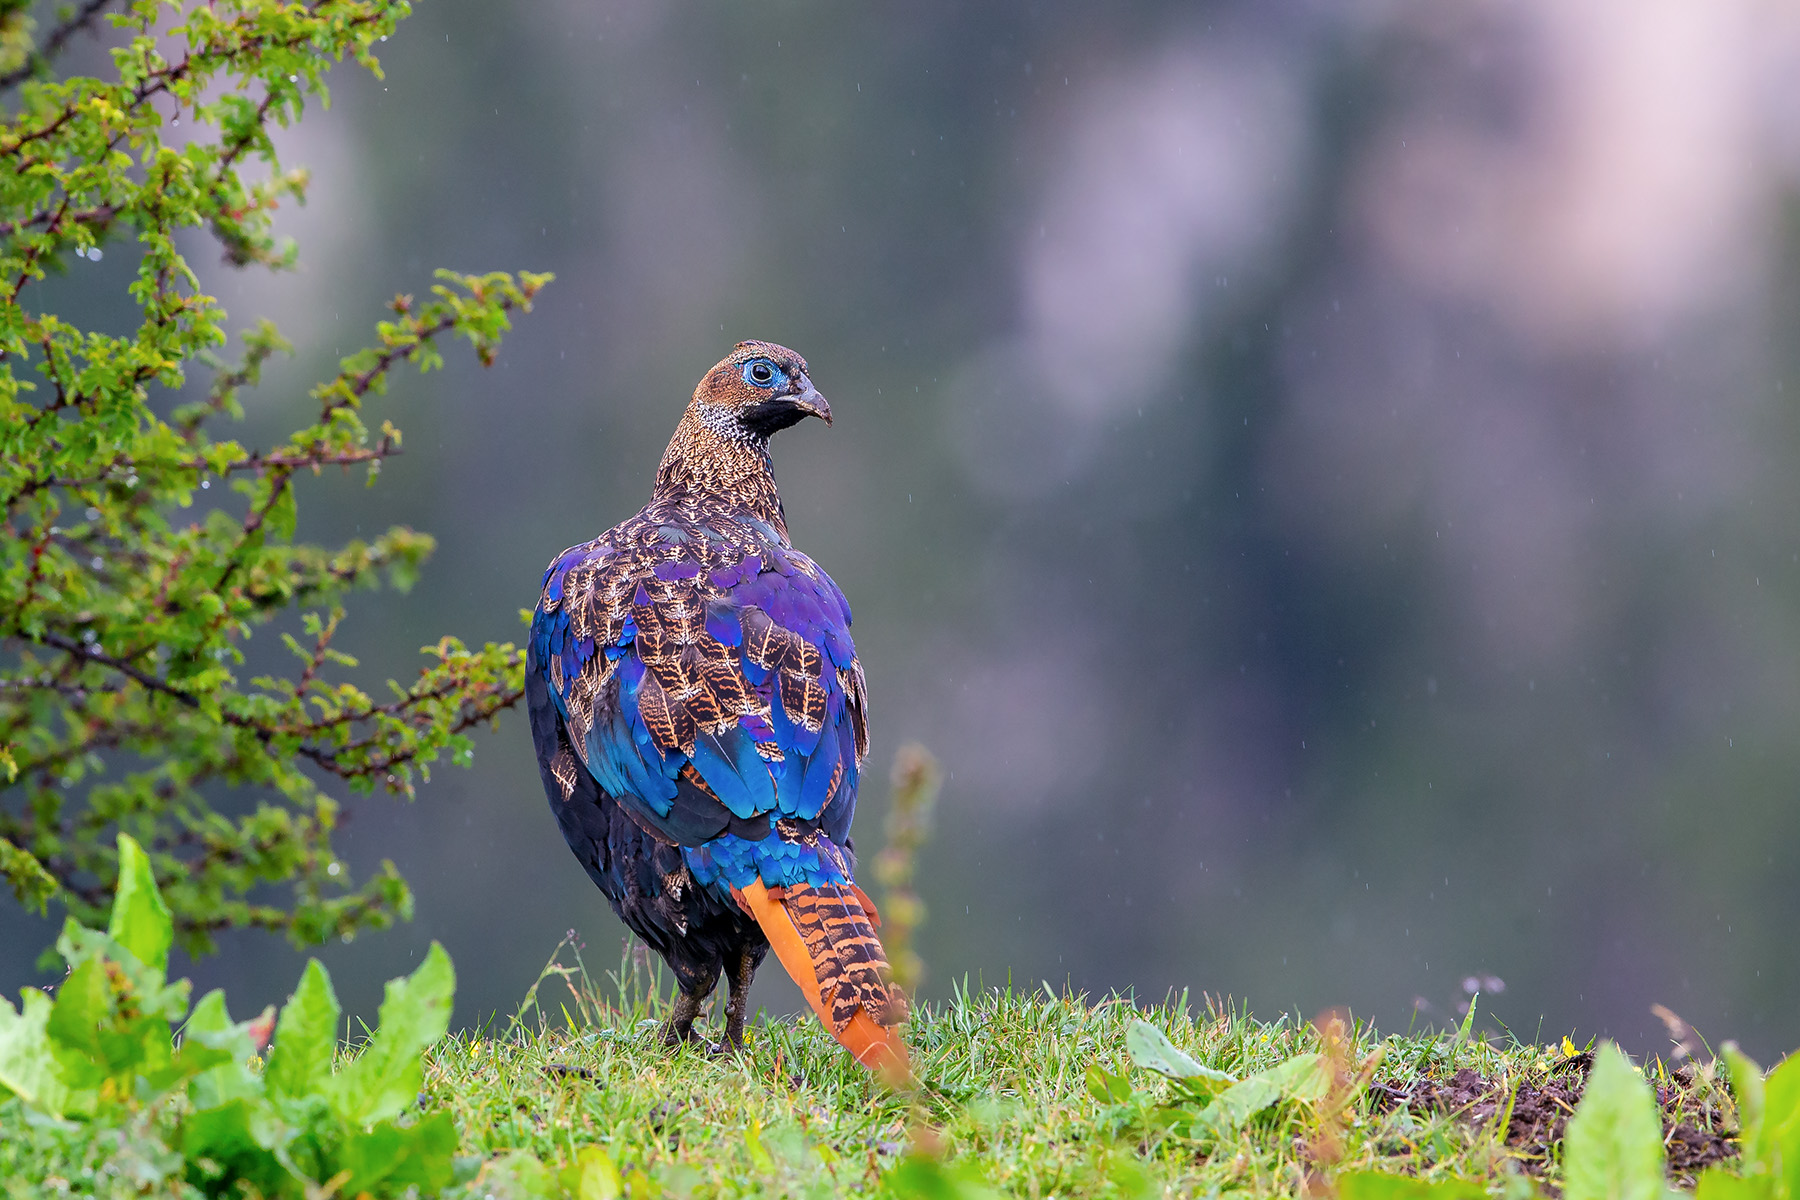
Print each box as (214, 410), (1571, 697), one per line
(0, 0), (547, 949)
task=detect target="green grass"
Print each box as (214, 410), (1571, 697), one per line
(0, 897), (1759, 1200)
(419, 940), (1744, 1199)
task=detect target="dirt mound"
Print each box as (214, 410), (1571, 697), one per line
(1370, 1054), (1736, 1187)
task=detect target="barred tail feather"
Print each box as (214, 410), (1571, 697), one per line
(733, 879), (911, 1082)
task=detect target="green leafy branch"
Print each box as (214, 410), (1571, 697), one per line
(0, 0), (548, 951)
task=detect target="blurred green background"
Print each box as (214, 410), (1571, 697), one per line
(6, 0), (1799, 1062)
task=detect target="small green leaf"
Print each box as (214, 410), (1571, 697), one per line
(1337, 1173), (1488, 1200)
(1086, 1062), (1135, 1104)
(1563, 1041), (1666, 1200)
(1257, 1051), (1332, 1102)
(182, 989), (231, 1041)
(745, 1118), (776, 1174)
(1125, 1019), (1234, 1086)
(109, 833), (172, 977)
(884, 1153), (1008, 1199)
(476, 1149), (558, 1199)
(1180, 1052), (1333, 1138)
(561, 1144), (621, 1200)
(264, 479), (298, 540)
(265, 959), (340, 1101)
(1190, 1073), (1282, 1136)
(1452, 992), (1479, 1050)
(0, 837), (57, 914)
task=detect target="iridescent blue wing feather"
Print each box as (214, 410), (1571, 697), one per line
(529, 521), (869, 886)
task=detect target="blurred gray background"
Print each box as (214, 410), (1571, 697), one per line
(6, 0), (1800, 1062)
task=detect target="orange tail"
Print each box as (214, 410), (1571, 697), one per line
(733, 878), (912, 1085)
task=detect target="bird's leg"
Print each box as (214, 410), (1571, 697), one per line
(721, 946), (760, 1053)
(660, 988), (706, 1048)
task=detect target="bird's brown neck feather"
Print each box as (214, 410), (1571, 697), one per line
(652, 406), (789, 538)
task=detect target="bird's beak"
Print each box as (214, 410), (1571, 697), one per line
(794, 382), (833, 426)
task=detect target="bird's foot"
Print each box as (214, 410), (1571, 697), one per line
(659, 990), (709, 1049)
(704, 1032), (747, 1059)
(658, 1020), (702, 1049)
(660, 1027), (736, 1057)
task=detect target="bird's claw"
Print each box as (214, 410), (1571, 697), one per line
(659, 1021), (743, 1058)
(658, 1022), (698, 1049)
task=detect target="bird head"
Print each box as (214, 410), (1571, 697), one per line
(691, 341), (832, 440)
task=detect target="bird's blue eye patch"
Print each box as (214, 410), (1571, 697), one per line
(743, 359), (783, 388)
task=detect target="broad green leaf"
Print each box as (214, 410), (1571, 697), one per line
(1257, 1051), (1333, 1102)
(338, 1111), (458, 1195)
(1692, 1169), (1768, 1200)
(0, 989), (70, 1114)
(559, 1144), (621, 1200)
(142, 1030), (229, 1104)
(1722, 1042), (1766, 1144)
(1186, 1053), (1330, 1137)
(108, 834), (172, 978)
(885, 1153), (1009, 1200)
(44, 947), (188, 1108)
(1753, 1052), (1800, 1196)
(1086, 1062), (1136, 1104)
(745, 1118), (776, 1173)
(55, 921), (190, 1023)
(658, 1163), (703, 1195)
(180, 991), (233, 1041)
(476, 1149), (558, 1200)
(329, 941), (454, 1124)
(55, 919), (117, 971)
(1716, 1043), (1800, 1199)
(1189, 1073), (1281, 1136)
(1126, 1019), (1234, 1086)
(45, 957), (111, 1077)
(389, 1112), (461, 1191)
(183, 990), (263, 1110)
(1338, 1172), (1487, 1200)
(179, 1097), (294, 1198)
(266, 959), (341, 1101)
(1563, 1041), (1665, 1200)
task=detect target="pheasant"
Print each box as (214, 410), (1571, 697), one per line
(526, 341), (908, 1078)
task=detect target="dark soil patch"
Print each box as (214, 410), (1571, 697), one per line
(1371, 1055), (1737, 1187)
